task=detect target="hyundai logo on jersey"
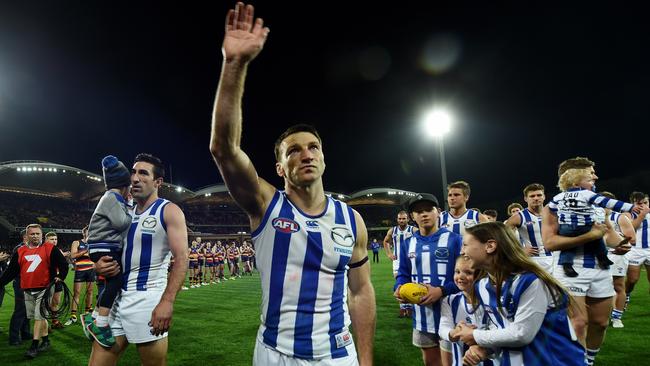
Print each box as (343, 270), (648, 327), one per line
(142, 216), (157, 229)
(330, 227), (354, 247)
(435, 248), (449, 259)
(463, 220), (477, 228)
(272, 217), (300, 233)
(305, 220), (319, 228)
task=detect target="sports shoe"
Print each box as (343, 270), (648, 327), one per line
(86, 322), (116, 348)
(181, 286), (189, 290)
(611, 319), (624, 328)
(64, 316), (78, 326)
(37, 340), (51, 352)
(81, 313), (94, 341)
(25, 347), (39, 359)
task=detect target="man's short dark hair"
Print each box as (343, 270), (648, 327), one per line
(523, 183), (545, 196)
(630, 191), (648, 203)
(448, 181), (471, 197)
(558, 157), (595, 177)
(484, 209), (498, 219)
(274, 124), (322, 162)
(134, 153), (165, 179)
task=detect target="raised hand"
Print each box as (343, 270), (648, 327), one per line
(222, 2), (270, 63)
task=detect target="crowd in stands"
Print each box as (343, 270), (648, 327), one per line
(0, 192), (93, 230)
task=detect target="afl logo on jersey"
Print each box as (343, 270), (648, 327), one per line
(272, 218), (300, 233)
(331, 227), (355, 247)
(142, 216), (158, 229)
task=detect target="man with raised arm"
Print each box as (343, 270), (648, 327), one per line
(210, 3), (375, 365)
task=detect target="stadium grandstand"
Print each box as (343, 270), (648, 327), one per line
(0, 160), (414, 250)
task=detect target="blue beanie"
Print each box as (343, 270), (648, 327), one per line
(102, 155), (131, 190)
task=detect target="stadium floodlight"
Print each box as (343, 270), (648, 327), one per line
(175, 186), (182, 192)
(423, 109), (452, 138)
(422, 107), (453, 209)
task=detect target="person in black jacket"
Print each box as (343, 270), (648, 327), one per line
(7, 230), (32, 346)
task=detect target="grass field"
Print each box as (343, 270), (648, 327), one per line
(1, 260), (649, 365)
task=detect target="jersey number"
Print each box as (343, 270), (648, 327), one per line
(24, 254), (42, 273)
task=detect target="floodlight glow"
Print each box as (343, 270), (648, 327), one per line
(423, 109), (452, 138)
(175, 186), (182, 192)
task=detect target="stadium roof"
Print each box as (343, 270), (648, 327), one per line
(347, 187), (418, 206)
(1, 160), (105, 200)
(0, 161), (417, 206)
(0, 160), (195, 203)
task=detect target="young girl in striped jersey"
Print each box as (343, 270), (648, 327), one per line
(439, 256), (491, 366)
(454, 222), (584, 366)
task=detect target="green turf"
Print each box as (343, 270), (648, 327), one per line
(1, 261), (649, 365)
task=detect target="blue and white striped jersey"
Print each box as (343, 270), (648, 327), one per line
(122, 198), (172, 291)
(392, 225), (415, 259)
(440, 293), (489, 366)
(636, 213), (650, 249)
(439, 209), (481, 237)
(251, 191), (358, 360)
(396, 228), (462, 334)
(515, 209), (550, 257)
(548, 188), (633, 226)
(609, 212), (623, 234)
(475, 273), (583, 366)
(607, 212), (626, 255)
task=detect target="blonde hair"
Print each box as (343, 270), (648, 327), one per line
(26, 224), (42, 231)
(558, 168), (591, 192)
(465, 222), (577, 316)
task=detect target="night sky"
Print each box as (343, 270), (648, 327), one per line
(1, 1), (648, 208)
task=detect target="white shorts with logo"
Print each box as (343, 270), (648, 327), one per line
(253, 339), (358, 366)
(553, 266), (615, 298)
(109, 289), (167, 344)
(627, 247), (650, 266)
(532, 255), (554, 273)
(392, 259), (400, 273)
(607, 252), (629, 277)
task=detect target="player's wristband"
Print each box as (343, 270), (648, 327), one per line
(348, 256), (368, 269)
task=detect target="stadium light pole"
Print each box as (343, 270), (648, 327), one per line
(423, 109), (452, 210)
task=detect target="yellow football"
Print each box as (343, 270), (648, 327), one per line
(399, 282), (428, 304)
